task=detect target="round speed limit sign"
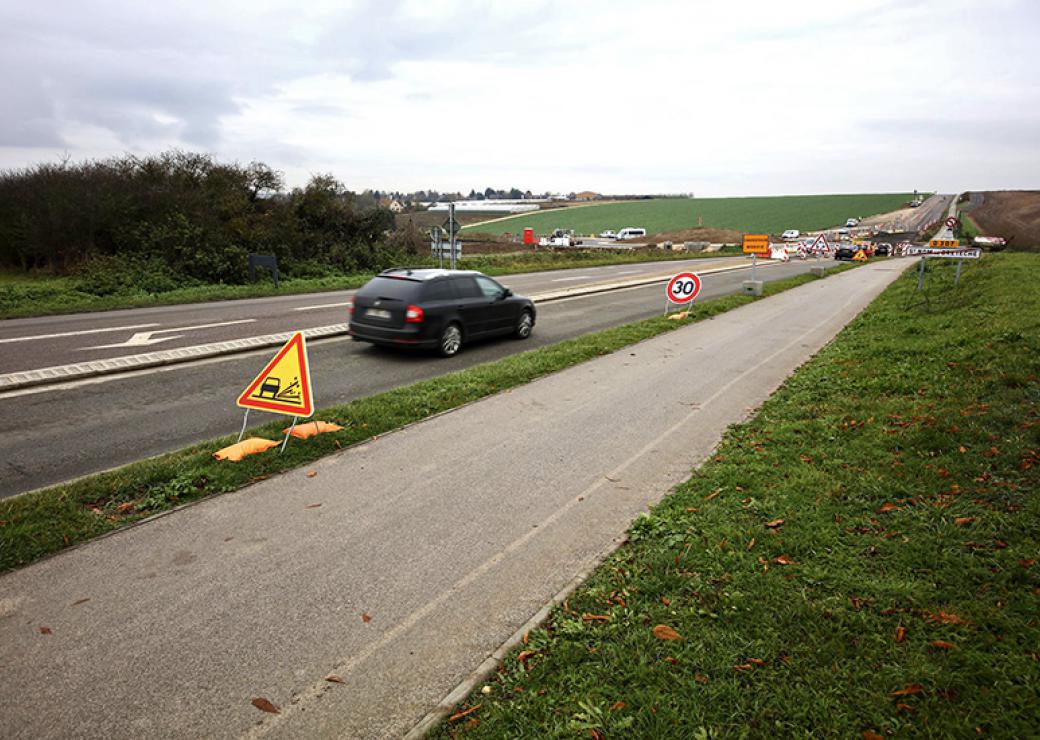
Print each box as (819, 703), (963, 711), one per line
(945, 216), (958, 228)
(666, 272), (702, 304)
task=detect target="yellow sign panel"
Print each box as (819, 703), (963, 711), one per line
(742, 233), (770, 255)
(236, 332), (314, 417)
(928, 238), (960, 248)
(852, 250), (868, 262)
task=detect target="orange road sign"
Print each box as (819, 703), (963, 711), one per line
(742, 234), (770, 255)
(928, 238), (960, 248)
(236, 332), (314, 417)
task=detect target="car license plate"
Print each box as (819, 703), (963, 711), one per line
(366, 308), (391, 320)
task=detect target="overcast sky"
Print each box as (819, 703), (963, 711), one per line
(2, 0), (1038, 196)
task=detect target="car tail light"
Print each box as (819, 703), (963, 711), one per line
(405, 304), (424, 323)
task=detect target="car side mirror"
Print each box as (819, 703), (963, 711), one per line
(502, 288), (513, 298)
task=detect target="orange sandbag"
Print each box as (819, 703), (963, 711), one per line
(214, 437), (279, 461)
(282, 421), (344, 439)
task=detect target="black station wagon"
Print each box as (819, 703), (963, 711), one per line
(348, 268), (536, 357)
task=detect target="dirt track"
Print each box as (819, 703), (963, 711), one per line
(967, 191), (1040, 249)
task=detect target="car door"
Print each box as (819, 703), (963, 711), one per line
(452, 275), (491, 337)
(473, 275), (515, 334)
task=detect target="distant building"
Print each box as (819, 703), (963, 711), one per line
(380, 198), (406, 213)
(574, 191), (601, 201)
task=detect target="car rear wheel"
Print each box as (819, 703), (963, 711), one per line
(514, 310), (533, 339)
(438, 323), (462, 357)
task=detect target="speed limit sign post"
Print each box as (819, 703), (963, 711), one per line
(664, 272), (702, 315)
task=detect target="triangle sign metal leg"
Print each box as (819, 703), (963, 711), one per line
(237, 409), (250, 443)
(281, 416), (298, 453)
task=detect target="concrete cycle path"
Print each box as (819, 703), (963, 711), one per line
(0, 260), (910, 739)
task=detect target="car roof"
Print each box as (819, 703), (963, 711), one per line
(376, 268), (482, 281)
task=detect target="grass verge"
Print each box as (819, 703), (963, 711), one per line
(429, 253), (1040, 738)
(0, 250), (734, 320)
(0, 264), (859, 572)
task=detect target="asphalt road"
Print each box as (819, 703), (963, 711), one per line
(0, 258), (817, 498)
(0, 257), (740, 376)
(0, 260), (911, 739)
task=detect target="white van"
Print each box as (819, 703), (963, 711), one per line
(616, 227), (647, 240)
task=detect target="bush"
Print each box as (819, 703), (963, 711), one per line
(73, 254), (195, 296)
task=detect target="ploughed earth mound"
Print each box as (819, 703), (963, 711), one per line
(968, 191), (1040, 250)
(646, 227), (744, 244)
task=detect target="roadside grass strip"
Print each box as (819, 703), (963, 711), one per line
(0, 265), (858, 571)
(429, 253), (1040, 738)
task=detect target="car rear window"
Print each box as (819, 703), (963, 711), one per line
(453, 276), (483, 299)
(422, 279), (456, 301)
(358, 276), (422, 300)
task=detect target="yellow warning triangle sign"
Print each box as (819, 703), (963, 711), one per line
(852, 249), (868, 262)
(236, 332), (314, 417)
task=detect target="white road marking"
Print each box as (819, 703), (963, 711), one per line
(551, 276), (592, 282)
(84, 319), (257, 349)
(0, 323), (161, 344)
(293, 301), (353, 311)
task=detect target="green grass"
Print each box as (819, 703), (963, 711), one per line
(429, 253), (1040, 738)
(462, 194), (916, 237)
(0, 250), (735, 320)
(0, 265), (858, 572)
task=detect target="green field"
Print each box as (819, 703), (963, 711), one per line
(463, 194), (916, 236)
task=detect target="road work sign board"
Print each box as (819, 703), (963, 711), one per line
(237, 332), (314, 417)
(666, 272), (702, 304)
(808, 234), (831, 254)
(742, 234), (769, 255)
(929, 238), (960, 248)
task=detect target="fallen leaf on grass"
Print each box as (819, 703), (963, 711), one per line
(324, 674), (344, 683)
(306, 471), (317, 478)
(764, 518), (785, 529)
(517, 650), (536, 665)
(695, 674), (710, 684)
(877, 502), (901, 514)
(747, 658), (766, 666)
(448, 704), (481, 722)
(685, 507), (700, 513)
(652, 625), (683, 641)
(39, 626), (52, 635)
(609, 701), (626, 712)
(772, 555), (796, 566)
(895, 626), (907, 643)
(954, 516), (976, 526)
(930, 640), (956, 650)
(747, 538), (756, 551)
(361, 613), (372, 623)
(896, 702), (915, 713)
(926, 611), (972, 626)
(589, 730), (604, 740)
(117, 502), (134, 513)
(661, 597), (671, 606)
(863, 731), (884, 740)
(251, 697), (280, 714)
(704, 490), (720, 502)
(582, 613), (610, 622)
(662, 656), (679, 665)
(1021, 559), (1037, 568)
(891, 684), (924, 697)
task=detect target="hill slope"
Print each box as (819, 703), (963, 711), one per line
(463, 193), (915, 236)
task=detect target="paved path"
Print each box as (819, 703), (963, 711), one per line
(0, 260), (910, 738)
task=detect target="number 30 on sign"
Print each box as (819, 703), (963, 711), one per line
(666, 272), (702, 304)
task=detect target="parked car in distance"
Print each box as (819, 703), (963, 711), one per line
(782, 229), (800, 240)
(616, 227), (647, 240)
(874, 243), (890, 256)
(598, 229), (617, 239)
(348, 268), (535, 357)
(834, 245), (857, 261)
(845, 218), (859, 227)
